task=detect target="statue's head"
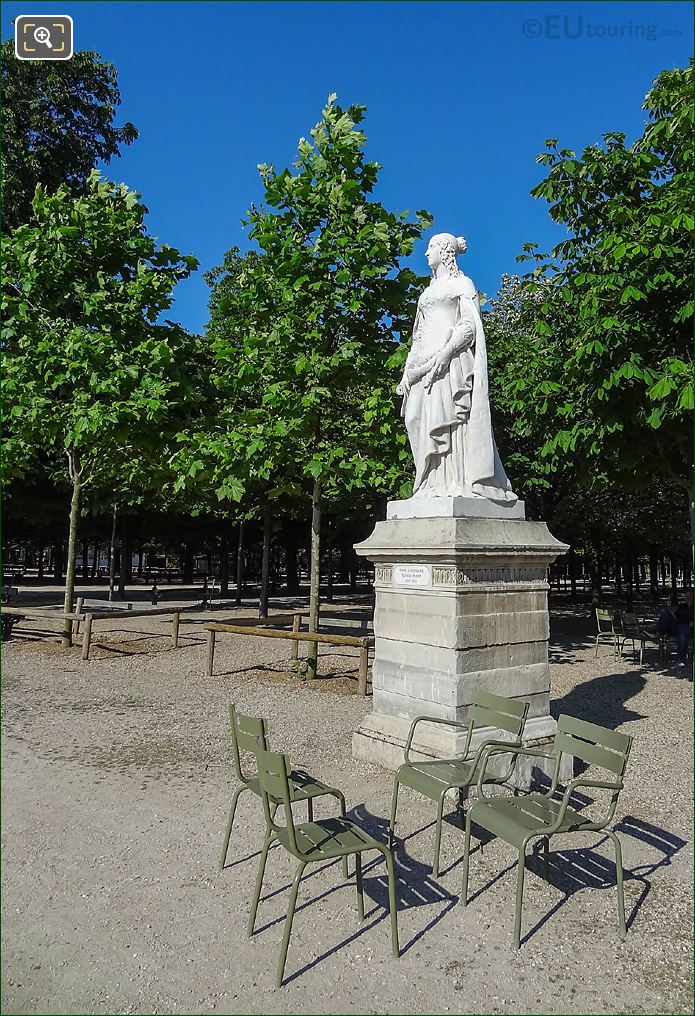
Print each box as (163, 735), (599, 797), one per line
(426, 233), (467, 277)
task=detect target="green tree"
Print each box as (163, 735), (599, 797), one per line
(509, 62), (693, 493)
(209, 96), (429, 671)
(2, 173), (198, 643)
(1, 40), (137, 227)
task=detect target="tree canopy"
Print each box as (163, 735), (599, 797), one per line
(1, 40), (137, 228)
(500, 62), (693, 494)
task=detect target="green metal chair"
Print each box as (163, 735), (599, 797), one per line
(595, 608), (620, 658)
(462, 714), (632, 949)
(247, 745), (399, 988)
(619, 611), (660, 664)
(389, 690), (529, 877)
(219, 704), (348, 871)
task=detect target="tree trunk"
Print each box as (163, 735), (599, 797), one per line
(326, 522), (333, 604)
(122, 520), (133, 585)
(339, 542), (350, 585)
(52, 542), (64, 581)
(614, 552), (622, 597)
(220, 534), (229, 596)
(182, 545), (194, 584)
(91, 542), (99, 580)
(259, 501), (272, 619)
(670, 555), (678, 594)
(568, 545), (577, 599)
(307, 480), (321, 679)
(285, 535), (300, 594)
(118, 516), (128, 599)
(81, 537), (89, 582)
(137, 545), (144, 578)
(62, 454), (81, 647)
(660, 556), (667, 590)
(350, 549), (357, 592)
(108, 504), (118, 601)
(590, 558), (602, 607)
(37, 544), (44, 580)
(649, 546), (659, 604)
(235, 521), (244, 606)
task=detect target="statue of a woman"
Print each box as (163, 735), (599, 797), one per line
(397, 233), (517, 504)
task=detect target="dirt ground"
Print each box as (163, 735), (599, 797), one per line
(1, 592), (693, 1015)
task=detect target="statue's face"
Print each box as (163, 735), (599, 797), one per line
(425, 239), (442, 271)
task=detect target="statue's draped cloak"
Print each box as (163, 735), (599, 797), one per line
(401, 275), (516, 503)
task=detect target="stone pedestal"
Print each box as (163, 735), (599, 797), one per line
(353, 514), (570, 784)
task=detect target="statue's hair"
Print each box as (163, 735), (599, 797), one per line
(430, 233), (467, 277)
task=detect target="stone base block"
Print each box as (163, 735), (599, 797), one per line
(353, 514), (570, 786)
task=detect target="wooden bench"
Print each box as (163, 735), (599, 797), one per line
(203, 618), (374, 695)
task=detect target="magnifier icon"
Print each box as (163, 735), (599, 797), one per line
(33, 26), (53, 48)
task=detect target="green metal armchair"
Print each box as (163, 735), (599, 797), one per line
(389, 690), (529, 877)
(247, 746), (399, 988)
(220, 704), (348, 871)
(462, 714), (632, 949)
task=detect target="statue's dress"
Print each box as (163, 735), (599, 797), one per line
(401, 273), (516, 502)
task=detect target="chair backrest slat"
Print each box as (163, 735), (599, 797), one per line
(595, 608), (615, 634)
(468, 703), (524, 735)
(555, 715), (632, 777)
(554, 732), (625, 775)
(229, 704), (268, 783)
(557, 714), (631, 754)
(255, 746), (299, 853)
(470, 689), (527, 717)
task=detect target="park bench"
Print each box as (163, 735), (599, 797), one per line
(204, 614), (374, 695)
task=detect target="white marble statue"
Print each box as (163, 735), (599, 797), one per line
(396, 233), (517, 504)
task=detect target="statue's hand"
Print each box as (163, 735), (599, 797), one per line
(396, 372), (411, 397)
(426, 347), (452, 389)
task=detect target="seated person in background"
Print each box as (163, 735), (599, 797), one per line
(655, 588), (693, 670)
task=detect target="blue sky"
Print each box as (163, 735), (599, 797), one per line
(3, 1), (693, 332)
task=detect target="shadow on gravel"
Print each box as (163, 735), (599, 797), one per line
(552, 669), (647, 728)
(463, 812), (686, 948)
(246, 804), (458, 984)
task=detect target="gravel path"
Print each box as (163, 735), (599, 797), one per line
(1, 597), (692, 1015)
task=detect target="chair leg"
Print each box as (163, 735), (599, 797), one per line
(513, 845), (527, 949)
(607, 831), (627, 940)
(219, 784), (248, 871)
(355, 851), (364, 921)
(542, 836), (550, 881)
(275, 860), (307, 988)
(307, 797), (313, 822)
(461, 811), (473, 906)
(380, 847), (399, 958)
(388, 777), (400, 850)
(334, 791), (349, 879)
(433, 793), (445, 878)
(595, 634), (599, 658)
(246, 830), (273, 938)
